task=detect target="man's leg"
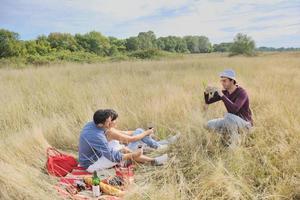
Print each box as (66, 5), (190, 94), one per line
(224, 113), (251, 132)
(134, 155), (154, 163)
(127, 128), (160, 150)
(133, 154), (169, 166)
(206, 117), (227, 133)
(86, 156), (117, 173)
(206, 113), (251, 147)
(223, 113), (251, 147)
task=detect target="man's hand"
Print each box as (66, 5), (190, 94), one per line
(121, 146), (132, 153)
(132, 148), (143, 159)
(217, 88), (224, 97)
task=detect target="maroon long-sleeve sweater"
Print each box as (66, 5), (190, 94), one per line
(204, 86), (253, 126)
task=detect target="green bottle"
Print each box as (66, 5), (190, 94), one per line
(92, 171), (100, 186)
(92, 171), (101, 197)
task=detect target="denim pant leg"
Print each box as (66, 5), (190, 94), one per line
(127, 128), (160, 150)
(224, 113), (251, 133)
(207, 117), (227, 133)
(224, 113), (250, 146)
(157, 139), (169, 145)
(207, 113), (251, 134)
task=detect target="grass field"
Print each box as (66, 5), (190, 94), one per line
(0, 52), (299, 200)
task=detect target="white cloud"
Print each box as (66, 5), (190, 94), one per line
(1, 0), (299, 47)
(63, 0), (190, 21)
(108, 0), (300, 46)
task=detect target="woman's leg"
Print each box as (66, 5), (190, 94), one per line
(128, 128), (160, 150)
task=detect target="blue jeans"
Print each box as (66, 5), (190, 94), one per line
(127, 128), (166, 150)
(207, 113), (251, 134)
(206, 113), (252, 147)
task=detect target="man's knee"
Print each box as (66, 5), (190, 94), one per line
(206, 120), (216, 130)
(206, 119), (223, 131)
(224, 113), (250, 131)
(86, 167), (94, 173)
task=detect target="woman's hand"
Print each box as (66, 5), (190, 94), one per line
(145, 128), (155, 136)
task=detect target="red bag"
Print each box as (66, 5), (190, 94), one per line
(46, 147), (78, 177)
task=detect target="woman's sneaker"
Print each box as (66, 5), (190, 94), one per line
(157, 144), (168, 150)
(163, 132), (181, 144)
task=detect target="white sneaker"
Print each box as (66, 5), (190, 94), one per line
(153, 154), (169, 166)
(157, 144), (168, 150)
(167, 132), (181, 144)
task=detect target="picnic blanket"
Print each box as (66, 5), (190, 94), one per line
(46, 147), (135, 200)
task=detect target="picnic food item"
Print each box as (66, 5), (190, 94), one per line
(83, 176), (93, 186)
(102, 176), (127, 190)
(92, 171), (101, 197)
(75, 180), (86, 191)
(100, 182), (125, 197)
(108, 176), (125, 187)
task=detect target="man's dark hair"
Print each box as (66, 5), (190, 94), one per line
(105, 109), (118, 121)
(228, 78), (237, 85)
(93, 109), (111, 125)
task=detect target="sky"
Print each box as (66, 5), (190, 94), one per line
(1, 0), (300, 47)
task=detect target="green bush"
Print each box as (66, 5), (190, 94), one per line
(26, 54), (55, 65)
(128, 49), (164, 59)
(108, 54), (129, 62)
(229, 33), (256, 56)
(55, 51), (104, 63)
(25, 51), (104, 65)
(0, 57), (27, 68)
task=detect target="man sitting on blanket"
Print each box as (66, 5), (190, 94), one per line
(78, 109), (168, 173)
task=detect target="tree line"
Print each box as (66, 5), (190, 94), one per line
(0, 30), (213, 57)
(1, 28), (295, 66)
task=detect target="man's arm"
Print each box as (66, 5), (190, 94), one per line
(220, 90), (248, 114)
(204, 91), (222, 104)
(89, 133), (123, 163)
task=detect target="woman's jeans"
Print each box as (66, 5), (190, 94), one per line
(127, 128), (169, 150)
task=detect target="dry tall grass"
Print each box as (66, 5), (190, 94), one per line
(0, 52), (299, 200)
